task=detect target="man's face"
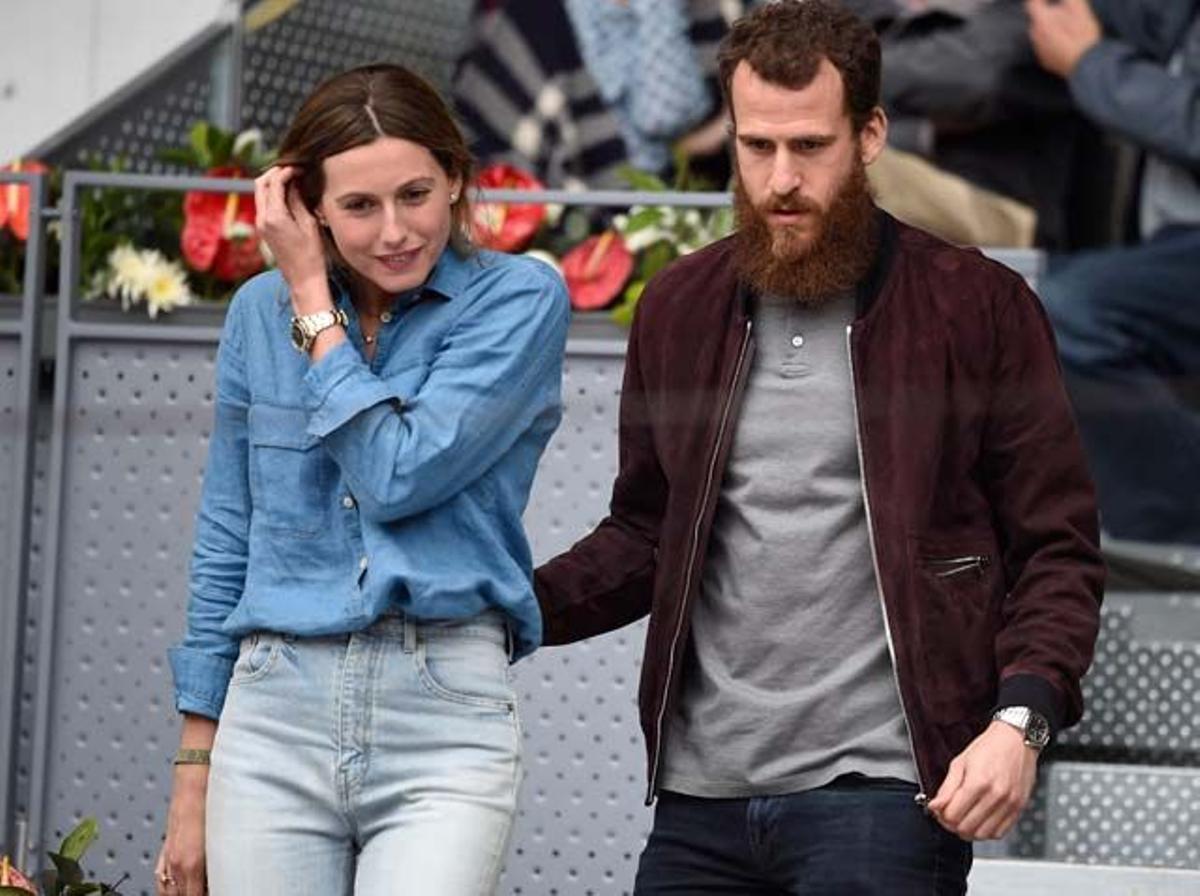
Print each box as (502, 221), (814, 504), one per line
(729, 59), (887, 298)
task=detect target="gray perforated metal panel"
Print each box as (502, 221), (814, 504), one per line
(0, 335), (21, 595)
(14, 403), (50, 832)
(506, 349), (652, 895)
(241, 0), (476, 146)
(1058, 594), (1200, 764)
(38, 34), (219, 173)
(30, 340), (214, 887)
(1040, 764), (1200, 868)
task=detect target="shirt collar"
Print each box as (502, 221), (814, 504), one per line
(421, 246), (476, 303)
(328, 246), (476, 311)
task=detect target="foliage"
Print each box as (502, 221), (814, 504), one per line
(608, 160), (734, 325)
(0, 818), (127, 895)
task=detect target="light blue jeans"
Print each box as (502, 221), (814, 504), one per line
(205, 611), (522, 895)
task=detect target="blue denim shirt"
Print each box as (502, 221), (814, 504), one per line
(169, 248), (569, 718)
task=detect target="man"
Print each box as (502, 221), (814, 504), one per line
(535, 2), (1104, 893)
(1027, 0), (1200, 549)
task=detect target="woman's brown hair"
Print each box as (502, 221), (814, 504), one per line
(275, 63), (475, 256)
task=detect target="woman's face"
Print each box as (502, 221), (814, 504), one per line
(317, 136), (461, 303)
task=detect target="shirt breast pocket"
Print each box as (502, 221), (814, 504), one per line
(248, 403), (331, 538)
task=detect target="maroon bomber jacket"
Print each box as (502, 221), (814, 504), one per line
(534, 213), (1104, 804)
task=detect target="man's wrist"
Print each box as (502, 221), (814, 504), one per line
(992, 706), (1050, 752)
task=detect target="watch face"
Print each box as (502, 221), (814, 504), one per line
(1026, 712), (1050, 748)
(290, 318), (309, 350)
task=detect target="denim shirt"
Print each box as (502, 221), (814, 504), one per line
(169, 248), (570, 719)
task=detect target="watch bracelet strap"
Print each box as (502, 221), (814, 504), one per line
(173, 748), (212, 766)
(292, 308), (347, 352)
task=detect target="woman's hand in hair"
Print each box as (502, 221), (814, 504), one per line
(255, 165), (334, 315)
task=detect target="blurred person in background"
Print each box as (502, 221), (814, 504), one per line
(846, 0), (1111, 249)
(1029, 0), (1200, 549)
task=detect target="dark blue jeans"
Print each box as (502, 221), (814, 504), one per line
(633, 777), (972, 895)
(1039, 227), (1200, 545)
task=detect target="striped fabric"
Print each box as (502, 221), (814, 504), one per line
(453, 0), (743, 187)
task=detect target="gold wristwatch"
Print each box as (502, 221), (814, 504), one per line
(290, 308), (348, 353)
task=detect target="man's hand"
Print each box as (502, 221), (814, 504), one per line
(1027, 0), (1103, 78)
(927, 720), (1039, 840)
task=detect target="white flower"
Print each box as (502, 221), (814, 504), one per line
(107, 244), (150, 308)
(623, 225), (670, 253)
(233, 128), (264, 158)
(99, 244), (194, 318)
(139, 250), (194, 319)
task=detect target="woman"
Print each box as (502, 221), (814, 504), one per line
(156, 63), (569, 895)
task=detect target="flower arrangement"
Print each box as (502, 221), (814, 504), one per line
(608, 167), (734, 326)
(0, 122), (273, 317)
(0, 817), (127, 895)
(87, 244), (194, 318)
(164, 123), (274, 284)
(0, 159), (52, 295)
(471, 163), (547, 253)
(2, 139), (730, 322)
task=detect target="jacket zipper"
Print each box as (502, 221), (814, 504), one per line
(846, 324), (929, 805)
(646, 318), (755, 802)
(927, 555), (990, 578)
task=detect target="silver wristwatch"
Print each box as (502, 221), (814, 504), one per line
(290, 308), (348, 353)
(992, 706), (1050, 752)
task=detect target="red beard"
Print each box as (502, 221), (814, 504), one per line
(732, 158), (878, 303)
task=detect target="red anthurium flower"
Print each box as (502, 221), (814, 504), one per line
(0, 854), (37, 893)
(561, 231), (634, 310)
(471, 163), (546, 252)
(0, 159), (50, 242)
(181, 165), (264, 282)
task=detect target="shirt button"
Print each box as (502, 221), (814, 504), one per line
(791, 335), (804, 348)
(359, 556), (369, 571)
(380, 311), (393, 323)
(342, 495), (355, 509)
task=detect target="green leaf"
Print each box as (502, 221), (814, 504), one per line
(189, 121), (213, 169)
(47, 851), (84, 887)
(157, 147), (199, 168)
(0, 887), (40, 895)
(60, 818), (99, 862)
(62, 884), (102, 896)
(618, 166), (669, 192)
(623, 207), (661, 233)
(641, 242), (676, 280)
(610, 280), (645, 327)
(208, 126), (235, 168)
(671, 149), (691, 191)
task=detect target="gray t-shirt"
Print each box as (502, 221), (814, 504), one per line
(660, 292), (916, 798)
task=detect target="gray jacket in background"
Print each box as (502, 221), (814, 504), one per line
(1069, 0), (1200, 235)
